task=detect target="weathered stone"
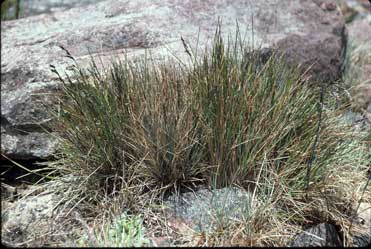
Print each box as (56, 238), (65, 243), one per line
(342, 4), (371, 127)
(339, 0), (371, 22)
(352, 202), (371, 247)
(1, 182), (17, 200)
(353, 234), (371, 248)
(1, 0), (346, 160)
(1, 192), (57, 246)
(1, 132), (59, 159)
(1, 176), (80, 247)
(348, 16), (371, 45)
(290, 223), (342, 247)
(4, 0), (105, 19)
(353, 81), (371, 112)
(347, 16), (371, 111)
(342, 109), (371, 131)
(164, 187), (257, 233)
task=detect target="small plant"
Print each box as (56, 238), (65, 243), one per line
(76, 213), (150, 247)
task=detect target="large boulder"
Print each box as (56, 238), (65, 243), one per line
(1, 0), (346, 160)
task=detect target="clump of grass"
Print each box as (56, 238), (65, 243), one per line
(54, 26), (322, 196)
(51, 24), (369, 246)
(187, 29), (323, 189)
(178, 130), (370, 247)
(54, 26), (320, 201)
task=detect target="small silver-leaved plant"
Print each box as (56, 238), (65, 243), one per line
(77, 213), (150, 247)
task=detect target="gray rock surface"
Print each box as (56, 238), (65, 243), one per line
(290, 223), (342, 247)
(10, 0), (105, 19)
(1, 176), (79, 247)
(346, 15), (371, 110)
(352, 202), (371, 247)
(1, 192), (57, 246)
(1, 0), (346, 160)
(164, 187), (257, 233)
(340, 0), (371, 129)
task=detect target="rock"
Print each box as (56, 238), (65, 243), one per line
(347, 15), (371, 45)
(352, 202), (371, 247)
(339, 0), (371, 22)
(353, 234), (371, 247)
(1, 132), (59, 160)
(1, 182), (17, 201)
(1, 201), (14, 215)
(1, 192), (57, 246)
(320, 1), (337, 11)
(341, 0), (371, 17)
(346, 14), (371, 87)
(342, 109), (371, 131)
(1, 176), (79, 247)
(1, 0), (346, 160)
(149, 236), (174, 247)
(164, 187), (257, 233)
(15, 0), (105, 19)
(353, 81), (371, 113)
(290, 223), (342, 247)
(342, 6), (371, 126)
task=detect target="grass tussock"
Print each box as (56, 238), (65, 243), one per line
(50, 25), (370, 246)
